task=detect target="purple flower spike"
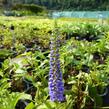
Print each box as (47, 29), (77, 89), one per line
(48, 29), (65, 102)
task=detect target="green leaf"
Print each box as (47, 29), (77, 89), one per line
(45, 101), (54, 109)
(25, 102), (35, 109)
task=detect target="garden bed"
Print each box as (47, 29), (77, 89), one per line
(0, 16), (109, 109)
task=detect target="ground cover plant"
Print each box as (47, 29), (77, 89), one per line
(0, 17), (109, 52)
(0, 16), (109, 109)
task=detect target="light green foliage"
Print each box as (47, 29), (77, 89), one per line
(0, 78), (32, 109)
(0, 17), (109, 108)
(0, 16), (108, 50)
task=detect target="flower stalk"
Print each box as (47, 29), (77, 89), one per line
(48, 21), (65, 102)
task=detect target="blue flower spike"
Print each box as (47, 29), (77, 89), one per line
(48, 20), (65, 102)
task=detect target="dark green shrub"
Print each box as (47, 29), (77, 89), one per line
(12, 4), (46, 13)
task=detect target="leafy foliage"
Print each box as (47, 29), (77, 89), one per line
(0, 17), (109, 108)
